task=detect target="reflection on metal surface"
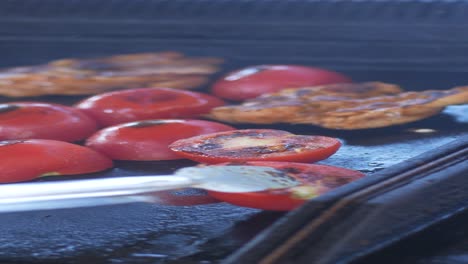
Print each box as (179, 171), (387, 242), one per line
(443, 105), (468, 123)
(408, 128), (438, 133)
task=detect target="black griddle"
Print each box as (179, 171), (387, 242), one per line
(0, 1), (467, 263)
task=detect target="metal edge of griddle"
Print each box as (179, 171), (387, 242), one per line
(223, 135), (468, 264)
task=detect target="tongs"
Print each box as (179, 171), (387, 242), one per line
(0, 165), (298, 213)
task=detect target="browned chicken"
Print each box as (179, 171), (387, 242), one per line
(208, 82), (468, 129)
(0, 52), (222, 97)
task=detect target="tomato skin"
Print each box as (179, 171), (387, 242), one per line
(0, 139), (113, 183)
(85, 119), (235, 161)
(0, 102), (98, 142)
(208, 161), (364, 211)
(211, 65), (352, 101)
(169, 129), (341, 164)
(75, 88), (226, 126)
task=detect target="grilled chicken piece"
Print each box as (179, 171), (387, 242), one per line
(208, 82), (403, 125)
(208, 82), (468, 129)
(0, 52), (223, 97)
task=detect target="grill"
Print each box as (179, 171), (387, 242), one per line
(0, 1), (467, 263)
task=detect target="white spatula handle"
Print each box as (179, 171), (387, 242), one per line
(0, 165), (298, 213)
(0, 175), (194, 213)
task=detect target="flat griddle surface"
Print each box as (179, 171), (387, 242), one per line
(0, 1), (467, 263)
(0, 66), (465, 264)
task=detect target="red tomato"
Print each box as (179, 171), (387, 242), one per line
(0, 102), (98, 142)
(208, 161), (364, 211)
(211, 65), (352, 101)
(0, 139), (113, 183)
(169, 129), (341, 164)
(75, 88), (226, 126)
(85, 119), (235, 161)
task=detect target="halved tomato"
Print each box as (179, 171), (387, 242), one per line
(211, 65), (352, 101)
(208, 161), (365, 211)
(0, 139), (113, 183)
(85, 119), (235, 161)
(75, 88), (226, 126)
(169, 129), (341, 164)
(0, 102), (98, 142)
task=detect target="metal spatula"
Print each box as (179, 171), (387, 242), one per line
(0, 165), (298, 213)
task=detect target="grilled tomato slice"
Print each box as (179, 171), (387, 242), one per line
(0, 102), (98, 142)
(0, 139), (113, 183)
(75, 88), (225, 126)
(211, 65), (352, 101)
(86, 119), (235, 161)
(169, 129), (341, 164)
(208, 161), (364, 211)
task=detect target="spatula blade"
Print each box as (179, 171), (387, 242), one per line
(177, 165), (299, 193)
